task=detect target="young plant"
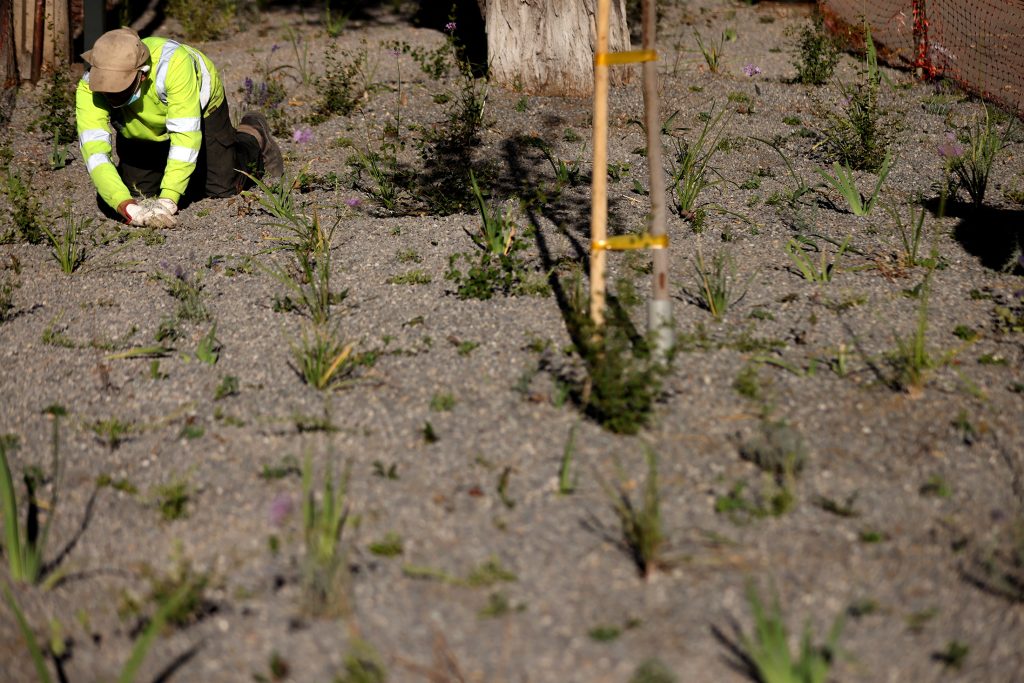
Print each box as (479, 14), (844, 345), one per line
(599, 448), (665, 577)
(1, 408), (64, 583)
(3, 576), (195, 683)
(823, 24), (889, 171)
(1, 170), (45, 244)
(888, 267), (935, 392)
(166, 0), (234, 41)
(692, 246), (749, 318)
(194, 324), (220, 365)
(785, 236), (850, 282)
(469, 170), (515, 256)
(946, 105), (1015, 207)
(791, 17), (839, 85)
(302, 454), (352, 617)
(155, 267), (208, 324)
(816, 150), (893, 216)
(350, 147), (400, 213)
(292, 325), (354, 390)
(264, 241), (341, 326)
(42, 208), (88, 274)
(739, 583), (843, 683)
(886, 200), (929, 266)
(694, 29), (725, 73)
(669, 107), (726, 222)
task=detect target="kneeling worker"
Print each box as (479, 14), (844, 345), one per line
(76, 28), (283, 227)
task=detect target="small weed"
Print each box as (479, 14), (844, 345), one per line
(155, 268), (209, 324)
(691, 246), (749, 318)
(30, 67), (76, 145)
(302, 455), (352, 617)
(387, 269), (432, 285)
(630, 659), (677, 683)
(919, 474), (952, 498)
(887, 200), (930, 267)
(5, 567), (195, 683)
(457, 340), (479, 356)
(588, 625), (621, 642)
(367, 532), (403, 557)
(42, 207), (88, 274)
(737, 583), (843, 683)
(817, 151), (893, 216)
(0, 408), (64, 584)
(733, 364), (763, 401)
(933, 641), (969, 670)
(813, 492), (859, 518)
(599, 449), (665, 577)
(213, 375), (239, 400)
(887, 268), (936, 392)
(371, 460), (399, 479)
(292, 326), (354, 391)
(823, 24), (890, 171)
(1, 170), (45, 244)
(311, 47), (370, 122)
(790, 17), (839, 85)
(669, 106), (726, 221)
(152, 476), (191, 521)
(89, 417), (134, 450)
(694, 29), (725, 73)
(335, 640), (387, 683)
(194, 324), (221, 365)
(945, 105), (1014, 207)
(785, 236), (850, 282)
(260, 455), (302, 480)
(421, 421), (438, 444)
(479, 591), (522, 618)
(464, 557), (518, 587)
(167, 0), (234, 41)
(429, 392), (456, 412)
(859, 529), (889, 543)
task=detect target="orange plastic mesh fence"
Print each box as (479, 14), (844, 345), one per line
(819, 0), (1024, 114)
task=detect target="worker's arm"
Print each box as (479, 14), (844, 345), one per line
(75, 76), (133, 212)
(159, 48), (203, 204)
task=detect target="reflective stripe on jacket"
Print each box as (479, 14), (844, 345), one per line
(75, 36), (225, 209)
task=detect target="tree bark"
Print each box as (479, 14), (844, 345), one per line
(0, 0), (17, 124)
(485, 0), (631, 97)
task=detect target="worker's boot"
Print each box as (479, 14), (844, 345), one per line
(238, 112), (284, 180)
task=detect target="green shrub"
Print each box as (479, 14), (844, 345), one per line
(167, 0), (236, 42)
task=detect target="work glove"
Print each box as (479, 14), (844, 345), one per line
(117, 198), (177, 228)
(140, 198), (177, 228)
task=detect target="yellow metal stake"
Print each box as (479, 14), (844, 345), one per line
(590, 0), (611, 327)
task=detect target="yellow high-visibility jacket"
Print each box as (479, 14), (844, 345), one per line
(76, 37), (225, 210)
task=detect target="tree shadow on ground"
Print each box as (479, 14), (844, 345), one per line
(924, 196), (1024, 274)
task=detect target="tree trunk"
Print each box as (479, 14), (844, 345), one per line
(0, 0), (17, 124)
(485, 0), (631, 97)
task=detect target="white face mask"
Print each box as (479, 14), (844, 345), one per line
(110, 66), (150, 109)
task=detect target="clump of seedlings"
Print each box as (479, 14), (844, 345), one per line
(821, 24), (892, 172)
(549, 274), (668, 434)
(1, 407), (65, 584)
(734, 583), (844, 683)
(598, 448), (666, 577)
(790, 16), (839, 85)
(301, 455), (352, 617)
(445, 172), (547, 299)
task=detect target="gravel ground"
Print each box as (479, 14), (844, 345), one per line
(2, 2), (1023, 682)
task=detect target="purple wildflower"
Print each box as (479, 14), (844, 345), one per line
(345, 198), (362, 208)
(937, 132), (964, 159)
(742, 63), (761, 77)
(445, 21), (457, 33)
(268, 493), (293, 526)
(271, 44), (280, 53)
(292, 127), (314, 144)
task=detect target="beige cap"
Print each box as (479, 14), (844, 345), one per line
(81, 28), (150, 93)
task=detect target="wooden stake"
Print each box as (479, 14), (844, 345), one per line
(590, 0), (611, 327)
